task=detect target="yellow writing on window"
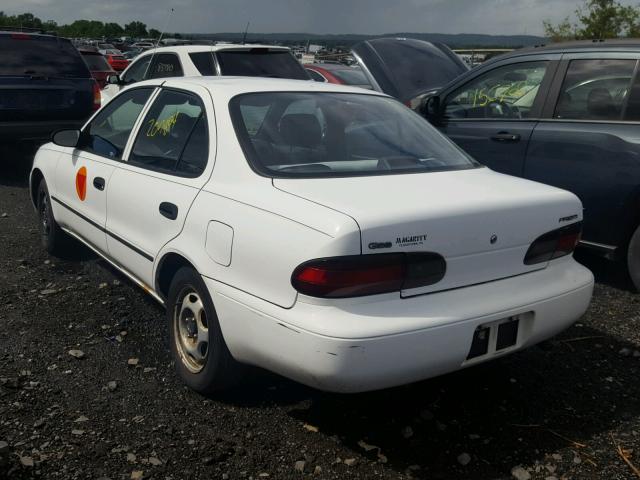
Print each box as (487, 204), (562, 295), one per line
(146, 111), (180, 137)
(470, 83), (527, 107)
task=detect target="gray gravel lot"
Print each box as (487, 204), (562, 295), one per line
(1, 147), (640, 479)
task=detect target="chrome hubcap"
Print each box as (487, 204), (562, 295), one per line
(174, 288), (209, 373)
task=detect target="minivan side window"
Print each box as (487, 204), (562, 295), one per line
(80, 88), (153, 160)
(148, 53), (183, 79)
(129, 89), (208, 177)
(121, 55), (152, 84)
(554, 59), (637, 121)
(445, 62), (549, 119)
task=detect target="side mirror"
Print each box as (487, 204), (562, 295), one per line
(52, 129), (81, 148)
(422, 95), (441, 120)
(107, 74), (121, 85)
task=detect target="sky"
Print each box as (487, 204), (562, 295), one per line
(2, 0), (639, 36)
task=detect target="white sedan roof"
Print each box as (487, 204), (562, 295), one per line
(143, 76), (388, 99)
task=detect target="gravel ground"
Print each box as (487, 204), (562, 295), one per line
(1, 147), (640, 480)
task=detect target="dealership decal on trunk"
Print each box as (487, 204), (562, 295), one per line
(396, 234), (428, 247)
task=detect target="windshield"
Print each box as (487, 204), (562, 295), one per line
(216, 49), (309, 80)
(0, 35), (89, 77)
(230, 92), (476, 178)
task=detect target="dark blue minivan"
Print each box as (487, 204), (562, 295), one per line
(0, 29), (98, 144)
(355, 39), (640, 290)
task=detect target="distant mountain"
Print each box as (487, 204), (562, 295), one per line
(187, 31), (546, 48)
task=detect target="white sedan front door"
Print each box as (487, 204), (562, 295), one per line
(53, 88), (154, 254)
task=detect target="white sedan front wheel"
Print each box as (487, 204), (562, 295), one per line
(37, 179), (71, 256)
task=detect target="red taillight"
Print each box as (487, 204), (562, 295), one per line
(92, 81), (101, 111)
(292, 253), (446, 298)
(11, 33), (32, 40)
(524, 222), (582, 265)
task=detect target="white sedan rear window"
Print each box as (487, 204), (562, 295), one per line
(230, 92), (477, 178)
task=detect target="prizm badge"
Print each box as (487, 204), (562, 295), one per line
(559, 214), (579, 223)
(396, 234), (428, 248)
(368, 242), (392, 250)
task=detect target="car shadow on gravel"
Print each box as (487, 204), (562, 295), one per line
(221, 324), (640, 479)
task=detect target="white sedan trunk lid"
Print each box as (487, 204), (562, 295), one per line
(274, 168), (583, 296)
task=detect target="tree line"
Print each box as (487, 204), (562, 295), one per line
(0, 11), (162, 39)
(545, 0), (640, 42)
(6, 1), (640, 45)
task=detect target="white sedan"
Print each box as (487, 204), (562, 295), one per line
(101, 44), (308, 103)
(30, 77), (594, 393)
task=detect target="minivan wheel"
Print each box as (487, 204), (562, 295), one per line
(628, 225), (640, 292)
(167, 267), (243, 393)
(37, 179), (70, 256)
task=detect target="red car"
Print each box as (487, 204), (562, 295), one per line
(104, 54), (129, 72)
(305, 63), (372, 89)
(79, 49), (115, 89)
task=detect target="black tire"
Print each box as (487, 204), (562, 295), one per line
(628, 225), (640, 292)
(37, 179), (71, 256)
(167, 266), (243, 393)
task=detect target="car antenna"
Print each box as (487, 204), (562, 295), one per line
(143, 7), (175, 80)
(242, 21), (250, 45)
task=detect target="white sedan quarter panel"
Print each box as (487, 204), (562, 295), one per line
(173, 187), (361, 308)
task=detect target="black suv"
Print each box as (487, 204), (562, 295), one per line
(0, 29), (99, 144)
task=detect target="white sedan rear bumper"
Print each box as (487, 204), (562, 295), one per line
(207, 258), (594, 393)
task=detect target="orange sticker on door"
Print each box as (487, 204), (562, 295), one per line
(75, 167), (87, 201)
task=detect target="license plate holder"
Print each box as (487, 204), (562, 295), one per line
(466, 316), (520, 361)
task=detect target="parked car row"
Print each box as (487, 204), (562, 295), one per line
(100, 44), (310, 102)
(0, 27), (634, 394)
(0, 30), (311, 144)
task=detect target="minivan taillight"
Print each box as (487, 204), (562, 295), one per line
(291, 253), (446, 298)
(524, 222), (582, 265)
(92, 81), (101, 111)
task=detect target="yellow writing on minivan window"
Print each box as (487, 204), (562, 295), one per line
(146, 111), (180, 137)
(468, 83), (528, 107)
